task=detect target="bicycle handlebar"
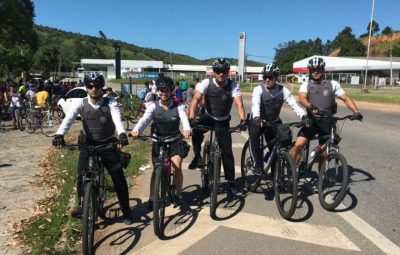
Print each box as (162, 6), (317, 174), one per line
(135, 134), (183, 143)
(63, 143), (117, 151)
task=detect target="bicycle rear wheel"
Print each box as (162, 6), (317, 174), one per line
(317, 151), (349, 211)
(41, 115), (62, 137)
(25, 111), (38, 134)
(153, 164), (167, 237)
(201, 141), (210, 191)
(210, 150), (221, 219)
(274, 151), (298, 220)
(241, 140), (260, 192)
(82, 181), (96, 255)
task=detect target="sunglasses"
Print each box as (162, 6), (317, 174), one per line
(213, 69), (228, 75)
(264, 76), (275, 80)
(85, 82), (102, 90)
(311, 68), (323, 73)
(158, 88), (172, 93)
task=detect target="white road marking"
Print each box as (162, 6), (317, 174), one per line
(131, 209), (360, 255)
(336, 204), (400, 255)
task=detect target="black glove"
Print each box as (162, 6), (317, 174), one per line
(301, 115), (313, 128)
(253, 117), (265, 127)
(189, 118), (199, 127)
(118, 133), (129, 146)
(238, 119), (247, 131)
(52, 135), (65, 148)
(306, 104), (319, 115)
(353, 111), (363, 121)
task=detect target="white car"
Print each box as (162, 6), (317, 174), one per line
(57, 87), (118, 117)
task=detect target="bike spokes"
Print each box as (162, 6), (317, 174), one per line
(317, 151), (349, 211)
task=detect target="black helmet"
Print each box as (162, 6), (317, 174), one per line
(262, 64), (280, 77)
(212, 58), (230, 73)
(156, 76), (174, 91)
(84, 72), (105, 88)
(307, 57), (326, 69)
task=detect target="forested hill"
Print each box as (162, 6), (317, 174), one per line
(34, 25), (264, 72)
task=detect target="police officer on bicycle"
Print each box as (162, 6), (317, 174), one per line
(188, 58), (246, 198)
(291, 57), (363, 167)
(52, 72), (133, 225)
(249, 64), (307, 175)
(131, 76), (191, 207)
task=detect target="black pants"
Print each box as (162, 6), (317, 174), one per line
(77, 143), (130, 214)
(248, 119), (281, 169)
(192, 117), (235, 181)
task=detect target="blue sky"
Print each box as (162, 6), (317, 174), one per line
(33, 0), (400, 62)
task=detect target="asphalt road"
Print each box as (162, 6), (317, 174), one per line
(127, 93), (400, 255)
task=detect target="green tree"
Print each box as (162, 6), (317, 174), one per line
(34, 45), (60, 75)
(367, 20), (380, 35)
(332, 27), (365, 56)
(0, 0), (37, 77)
(381, 26), (393, 36)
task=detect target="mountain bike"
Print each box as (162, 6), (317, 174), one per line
(65, 143), (109, 255)
(298, 110), (361, 211)
(137, 134), (181, 238)
(194, 122), (245, 219)
(125, 101), (145, 130)
(241, 120), (301, 219)
(25, 107), (62, 136)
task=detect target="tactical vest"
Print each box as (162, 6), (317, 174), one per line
(307, 80), (335, 114)
(260, 84), (284, 122)
(204, 78), (233, 120)
(81, 97), (116, 142)
(152, 99), (181, 136)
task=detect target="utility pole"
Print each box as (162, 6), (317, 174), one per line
(390, 43), (393, 86)
(169, 51), (174, 78)
(363, 0), (375, 92)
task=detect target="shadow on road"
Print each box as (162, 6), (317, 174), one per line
(93, 198), (152, 255)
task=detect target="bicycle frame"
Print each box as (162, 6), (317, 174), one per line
(301, 114), (353, 172)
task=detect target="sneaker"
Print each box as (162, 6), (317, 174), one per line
(70, 206), (82, 218)
(139, 164), (151, 171)
(188, 156), (203, 170)
(227, 181), (238, 199)
(122, 208), (133, 225)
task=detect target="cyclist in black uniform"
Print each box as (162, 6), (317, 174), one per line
(291, 57), (363, 166)
(249, 64), (308, 175)
(131, 76), (191, 208)
(188, 58), (246, 198)
(52, 72), (133, 225)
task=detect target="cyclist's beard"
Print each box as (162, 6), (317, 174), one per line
(88, 92), (103, 101)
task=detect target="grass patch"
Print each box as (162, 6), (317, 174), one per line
(19, 136), (151, 254)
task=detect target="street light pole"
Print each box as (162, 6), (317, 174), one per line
(363, 0), (375, 92)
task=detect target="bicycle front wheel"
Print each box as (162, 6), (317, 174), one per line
(201, 141), (210, 191)
(41, 115), (62, 137)
(210, 151), (221, 219)
(274, 151), (298, 220)
(241, 140), (260, 192)
(82, 182), (96, 255)
(153, 164), (167, 237)
(317, 151), (349, 211)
